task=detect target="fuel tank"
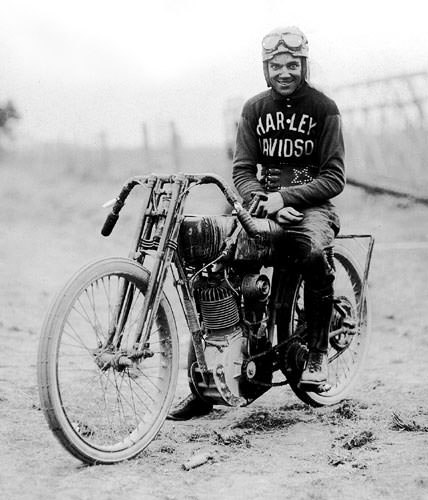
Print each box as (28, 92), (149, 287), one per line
(178, 214), (286, 265)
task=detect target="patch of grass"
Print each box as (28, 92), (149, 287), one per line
(316, 400), (369, 426)
(279, 402), (309, 412)
(342, 430), (375, 450)
(184, 427), (252, 448)
(328, 451), (368, 469)
(211, 429), (251, 448)
(334, 400), (367, 420)
(186, 428), (212, 442)
(232, 410), (296, 432)
(328, 453), (348, 467)
(159, 444), (176, 454)
(329, 427), (375, 469)
(391, 412), (428, 432)
(328, 451), (357, 467)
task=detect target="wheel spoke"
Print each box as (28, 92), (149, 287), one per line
(285, 249), (370, 404)
(39, 260), (179, 463)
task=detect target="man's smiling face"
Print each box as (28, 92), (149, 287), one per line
(267, 53), (303, 96)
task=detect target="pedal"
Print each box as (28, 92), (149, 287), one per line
(315, 382), (332, 393)
(298, 381), (332, 393)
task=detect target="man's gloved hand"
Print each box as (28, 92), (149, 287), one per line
(254, 191), (284, 218)
(275, 206), (304, 225)
(264, 167), (281, 191)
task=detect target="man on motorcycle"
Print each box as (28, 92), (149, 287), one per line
(168, 26), (345, 420)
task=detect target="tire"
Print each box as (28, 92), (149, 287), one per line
(280, 245), (371, 407)
(37, 257), (179, 464)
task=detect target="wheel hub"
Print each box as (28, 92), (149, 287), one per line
(93, 346), (154, 372)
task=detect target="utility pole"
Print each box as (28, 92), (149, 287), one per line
(142, 122), (151, 169)
(99, 130), (109, 172)
(170, 120), (181, 172)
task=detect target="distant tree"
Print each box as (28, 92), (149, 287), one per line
(0, 100), (20, 139)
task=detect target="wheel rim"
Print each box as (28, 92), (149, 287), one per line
(55, 271), (174, 453)
(289, 251), (369, 402)
(324, 255), (367, 397)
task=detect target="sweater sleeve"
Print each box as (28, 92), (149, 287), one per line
(280, 114), (346, 207)
(232, 108), (265, 203)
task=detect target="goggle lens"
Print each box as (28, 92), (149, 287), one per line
(262, 33), (303, 52)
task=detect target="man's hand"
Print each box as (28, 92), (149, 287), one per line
(275, 206), (304, 225)
(254, 192), (284, 217)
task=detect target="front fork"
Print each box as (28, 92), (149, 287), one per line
(105, 174), (193, 358)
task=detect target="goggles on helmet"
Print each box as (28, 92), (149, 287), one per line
(262, 30), (308, 60)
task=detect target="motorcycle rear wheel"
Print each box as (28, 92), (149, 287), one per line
(281, 245), (371, 407)
(37, 257), (179, 464)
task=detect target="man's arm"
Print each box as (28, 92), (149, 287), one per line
(280, 114), (346, 207)
(232, 110), (264, 203)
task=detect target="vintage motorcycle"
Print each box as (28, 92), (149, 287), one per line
(37, 172), (374, 464)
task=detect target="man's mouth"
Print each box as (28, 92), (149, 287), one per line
(277, 79), (294, 87)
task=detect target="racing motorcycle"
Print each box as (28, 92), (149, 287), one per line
(37, 172), (374, 464)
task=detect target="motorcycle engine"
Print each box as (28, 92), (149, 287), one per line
(191, 273), (273, 406)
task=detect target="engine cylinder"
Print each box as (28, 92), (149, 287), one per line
(199, 286), (239, 330)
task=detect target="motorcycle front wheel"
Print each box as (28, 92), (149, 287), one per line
(281, 245), (371, 407)
(37, 257), (179, 464)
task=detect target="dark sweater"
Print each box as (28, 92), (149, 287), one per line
(232, 82), (345, 207)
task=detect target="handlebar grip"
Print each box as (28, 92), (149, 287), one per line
(101, 212), (119, 237)
(236, 208), (258, 237)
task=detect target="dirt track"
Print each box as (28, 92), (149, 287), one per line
(1, 158), (428, 500)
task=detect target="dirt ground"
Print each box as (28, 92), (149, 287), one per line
(1, 157), (428, 500)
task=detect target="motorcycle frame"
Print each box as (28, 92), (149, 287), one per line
(103, 172), (374, 381)
(105, 173), (249, 375)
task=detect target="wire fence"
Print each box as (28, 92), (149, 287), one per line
(7, 71), (428, 203)
(334, 71), (428, 201)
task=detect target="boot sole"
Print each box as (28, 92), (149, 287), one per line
(166, 407), (213, 421)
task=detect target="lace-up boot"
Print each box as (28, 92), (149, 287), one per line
(166, 393), (213, 421)
(298, 350), (328, 390)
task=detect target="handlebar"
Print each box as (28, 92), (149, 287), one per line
(101, 211), (120, 237)
(101, 173), (261, 238)
(101, 178), (141, 236)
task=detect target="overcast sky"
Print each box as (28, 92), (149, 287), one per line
(1, 0), (427, 148)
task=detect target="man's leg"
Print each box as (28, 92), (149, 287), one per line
(283, 206), (337, 390)
(298, 281), (334, 389)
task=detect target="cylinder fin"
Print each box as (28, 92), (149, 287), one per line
(199, 287), (240, 330)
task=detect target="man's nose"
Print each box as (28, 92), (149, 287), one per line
(279, 67), (291, 78)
